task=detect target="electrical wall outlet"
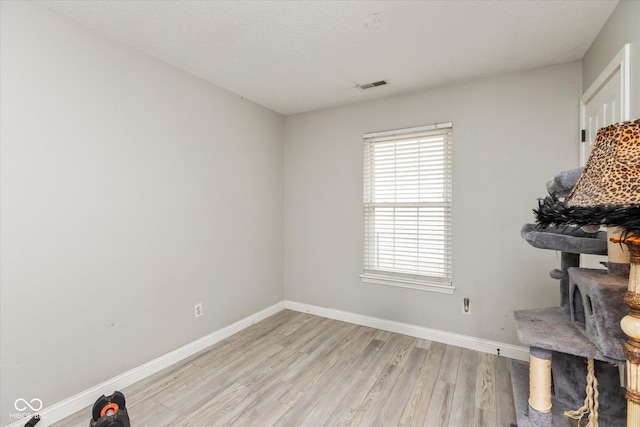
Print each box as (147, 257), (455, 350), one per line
(194, 303), (203, 318)
(462, 297), (471, 315)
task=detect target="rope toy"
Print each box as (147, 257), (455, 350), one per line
(564, 358), (600, 426)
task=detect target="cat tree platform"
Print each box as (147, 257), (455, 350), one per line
(513, 305), (626, 426)
(511, 302), (626, 427)
(520, 224), (607, 255)
(514, 307), (622, 364)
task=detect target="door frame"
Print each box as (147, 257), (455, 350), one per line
(579, 43), (631, 165)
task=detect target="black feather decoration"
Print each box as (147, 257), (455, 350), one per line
(534, 193), (640, 236)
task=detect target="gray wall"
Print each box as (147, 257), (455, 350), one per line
(582, 0), (640, 117)
(0, 2), (284, 423)
(284, 62), (582, 348)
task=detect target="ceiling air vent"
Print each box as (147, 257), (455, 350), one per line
(358, 80), (387, 90)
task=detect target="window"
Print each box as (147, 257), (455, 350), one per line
(361, 123), (453, 294)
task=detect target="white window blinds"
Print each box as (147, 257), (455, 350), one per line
(362, 123), (452, 291)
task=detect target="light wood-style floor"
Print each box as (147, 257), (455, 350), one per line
(54, 310), (517, 426)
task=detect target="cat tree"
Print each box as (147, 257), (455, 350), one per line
(513, 119), (640, 427)
(514, 224), (626, 426)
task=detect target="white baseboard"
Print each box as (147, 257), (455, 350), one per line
(8, 299), (528, 427)
(6, 302), (284, 427)
(283, 300), (529, 362)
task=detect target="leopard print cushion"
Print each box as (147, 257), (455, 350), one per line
(566, 118), (640, 207)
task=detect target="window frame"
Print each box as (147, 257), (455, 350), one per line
(360, 122), (454, 294)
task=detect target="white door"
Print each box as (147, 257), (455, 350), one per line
(579, 44), (631, 269)
(583, 71), (621, 160)
(580, 44), (631, 165)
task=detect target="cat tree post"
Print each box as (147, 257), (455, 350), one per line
(616, 236), (640, 427)
(528, 347), (552, 426)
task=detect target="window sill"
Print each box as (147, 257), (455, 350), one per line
(360, 273), (455, 294)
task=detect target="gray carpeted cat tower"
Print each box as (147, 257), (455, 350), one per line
(514, 221), (627, 427)
(512, 119), (640, 427)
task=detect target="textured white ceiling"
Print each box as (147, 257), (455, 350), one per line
(40, 0), (618, 115)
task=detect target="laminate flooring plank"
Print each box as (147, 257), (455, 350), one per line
(141, 342), (284, 423)
(233, 342), (303, 388)
(399, 341), (447, 427)
(158, 342), (284, 410)
(188, 320), (288, 370)
(189, 309), (297, 367)
(179, 382), (247, 427)
(495, 355), (517, 426)
(273, 326), (380, 427)
(276, 315), (329, 347)
(270, 311), (315, 336)
(175, 346), (307, 425)
(234, 317), (332, 388)
(474, 406), (498, 427)
(297, 318), (348, 354)
(475, 351), (497, 420)
(374, 346), (429, 427)
(448, 348), (478, 427)
(348, 363), (401, 426)
(123, 360), (201, 408)
(423, 380), (455, 427)
(390, 335), (418, 368)
(280, 321), (357, 384)
(249, 402), (291, 427)
(415, 338), (433, 350)
(156, 358), (250, 411)
(297, 336), (385, 426)
(374, 330), (392, 341)
(340, 334), (416, 410)
(204, 351), (307, 426)
(322, 404), (354, 427)
(156, 375), (239, 419)
(438, 344), (462, 385)
(128, 401), (177, 427)
(122, 359), (197, 400)
(328, 334), (415, 425)
(224, 380), (291, 427)
(278, 323), (372, 408)
(260, 310), (310, 338)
